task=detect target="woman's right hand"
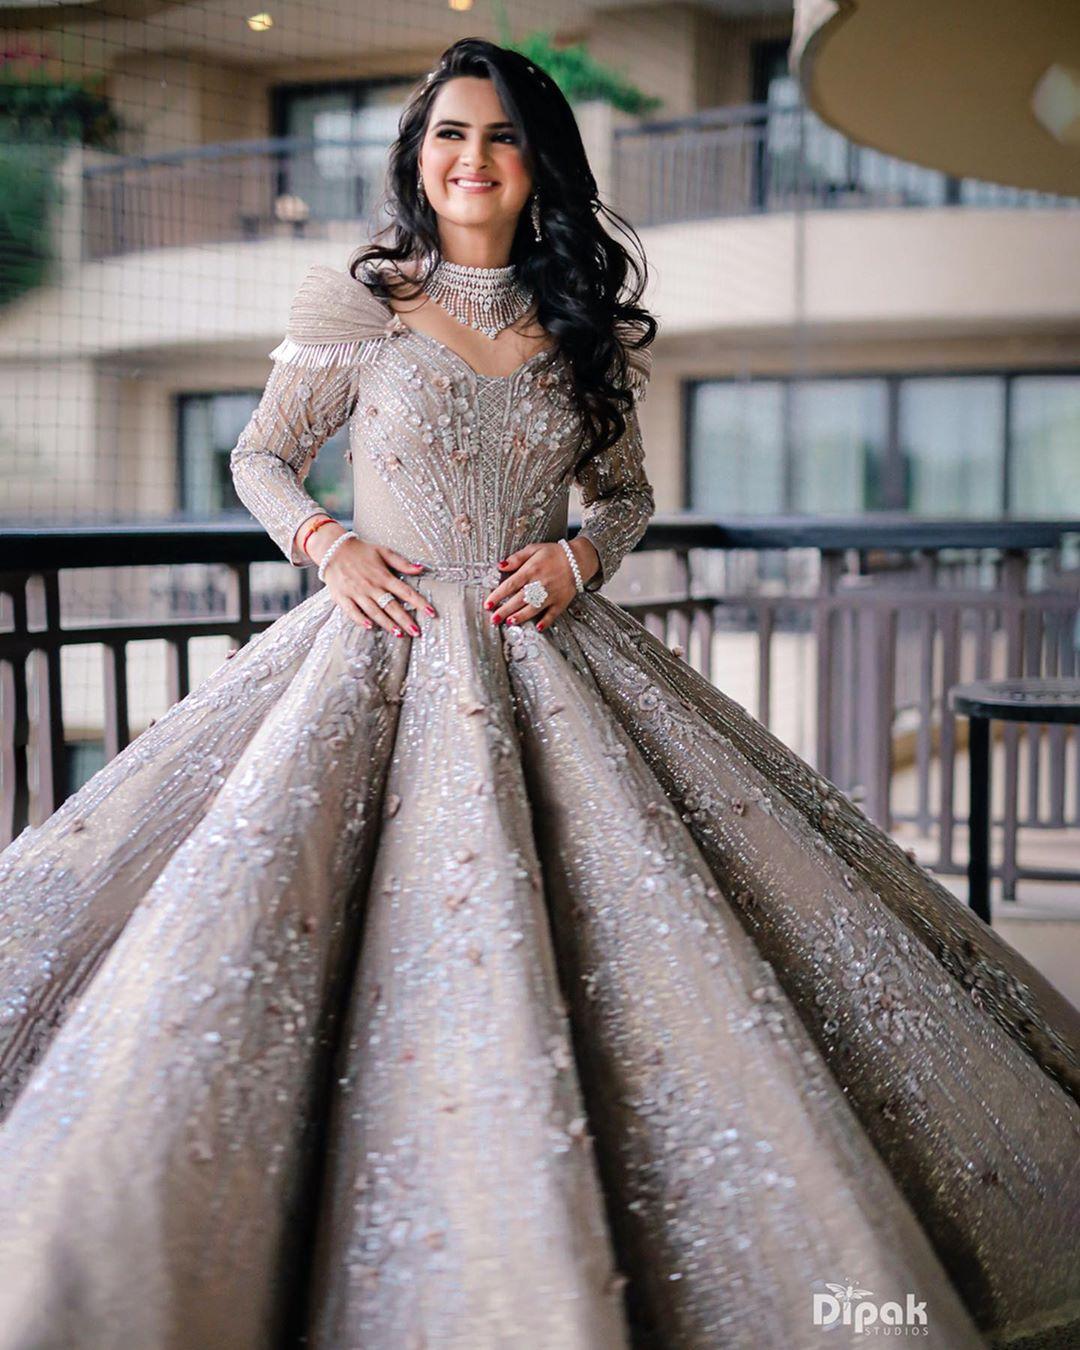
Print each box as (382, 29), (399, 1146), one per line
(312, 530), (437, 637)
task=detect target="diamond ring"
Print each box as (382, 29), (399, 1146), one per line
(375, 591), (394, 609)
(522, 579), (549, 608)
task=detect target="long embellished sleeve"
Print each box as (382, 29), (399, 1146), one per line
(229, 356), (359, 566)
(573, 342), (655, 591)
(229, 262), (399, 567)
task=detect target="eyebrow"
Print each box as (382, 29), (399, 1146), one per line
(431, 118), (516, 130)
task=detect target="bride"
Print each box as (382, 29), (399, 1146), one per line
(0, 36), (1077, 1350)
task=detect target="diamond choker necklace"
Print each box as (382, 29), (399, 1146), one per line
(422, 259), (534, 340)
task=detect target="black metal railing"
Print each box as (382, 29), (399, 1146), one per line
(3, 517), (1079, 905)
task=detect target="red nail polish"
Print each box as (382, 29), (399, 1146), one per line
(497, 560), (507, 567)
(425, 606), (436, 617)
(508, 616), (517, 625)
(536, 622), (544, 632)
(483, 600), (492, 610)
(493, 614), (502, 625)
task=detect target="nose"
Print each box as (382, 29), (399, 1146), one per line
(459, 138), (489, 170)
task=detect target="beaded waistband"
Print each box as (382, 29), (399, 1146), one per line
(405, 558), (504, 586)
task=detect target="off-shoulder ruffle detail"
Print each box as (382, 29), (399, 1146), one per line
(267, 264), (401, 367)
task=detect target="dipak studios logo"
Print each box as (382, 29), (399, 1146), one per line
(810, 1278), (929, 1337)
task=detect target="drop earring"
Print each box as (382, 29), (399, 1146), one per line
(530, 193), (542, 243)
(417, 167), (427, 208)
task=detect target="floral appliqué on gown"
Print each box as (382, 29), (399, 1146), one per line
(0, 262), (1077, 1350)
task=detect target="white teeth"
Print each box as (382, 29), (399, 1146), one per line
(454, 179), (495, 186)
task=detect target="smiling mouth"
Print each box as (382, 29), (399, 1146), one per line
(450, 177), (499, 190)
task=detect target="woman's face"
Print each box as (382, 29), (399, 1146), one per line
(418, 76), (533, 237)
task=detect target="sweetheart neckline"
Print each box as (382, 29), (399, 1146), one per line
(394, 322), (561, 384)
(354, 270), (559, 382)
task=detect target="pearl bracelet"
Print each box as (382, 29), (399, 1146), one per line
(559, 537), (585, 594)
(317, 529), (359, 583)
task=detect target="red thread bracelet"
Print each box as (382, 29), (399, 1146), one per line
(299, 515), (335, 557)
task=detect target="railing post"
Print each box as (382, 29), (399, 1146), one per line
(814, 549), (841, 778)
(1000, 550), (1025, 901)
(0, 579), (31, 839)
(692, 604), (714, 683)
(857, 602), (898, 830)
(102, 643), (131, 759)
(166, 637), (191, 706)
(27, 571), (66, 821)
(231, 561), (254, 650)
(937, 605), (961, 871)
(915, 549), (937, 837)
(754, 600), (772, 728)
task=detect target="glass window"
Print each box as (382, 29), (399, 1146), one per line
(304, 426), (353, 519)
(180, 392), (265, 518)
(687, 370), (1078, 521)
(754, 41), (806, 211)
(688, 381), (784, 515)
(899, 377), (1004, 516)
(279, 79), (417, 222)
(179, 391), (352, 522)
(791, 378), (889, 513)
(1010, 375), (1080, 515)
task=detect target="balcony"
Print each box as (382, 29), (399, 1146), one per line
(70, 101), (1080, 265)
(612, 101), (1080, 229)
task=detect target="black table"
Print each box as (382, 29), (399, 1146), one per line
(947, 678), (1080, 923)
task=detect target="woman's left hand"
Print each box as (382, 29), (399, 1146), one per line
(483, 539), (597, 632)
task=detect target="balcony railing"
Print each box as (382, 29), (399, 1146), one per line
(81, 134), (393, 261)
(75, 103), (1080, 260)
(3, 518), (1079, 908)
(612, 101), (1080, 228)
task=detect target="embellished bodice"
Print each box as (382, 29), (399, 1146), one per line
(230, 263), (654, 594)
(344, 327), (582, 576)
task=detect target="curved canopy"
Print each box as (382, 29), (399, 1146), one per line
(792, 0), (1080, 196)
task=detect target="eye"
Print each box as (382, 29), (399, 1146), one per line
(434, 128), (518, 143)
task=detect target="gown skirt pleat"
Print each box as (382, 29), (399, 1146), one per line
(554, 593), (1080, 1348)
(301, 578), (628, 1348)
(0, 586), (342, 1116)
(0, 591), (408, 1346)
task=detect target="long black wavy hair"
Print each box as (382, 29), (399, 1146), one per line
(348, 37), (657, 472)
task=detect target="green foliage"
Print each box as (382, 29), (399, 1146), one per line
(0, 75), (121, 305)
(0, 143), (61, 301)
(492, 6), (661, 115)
(0, 74), (121, 147)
